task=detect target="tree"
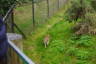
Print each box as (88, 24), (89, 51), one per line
(66, 0), (92, 21)
(0, 0), (17, 16)
(66, 0), (96, 35)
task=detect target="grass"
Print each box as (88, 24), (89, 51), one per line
(14, 4), (33, 35)
(14, 3), (69, 64)
(14, 0), (64, 35)
(14, 3), (96, 64)
(23, 19), (96, 64)
(23, 8), (66, 64)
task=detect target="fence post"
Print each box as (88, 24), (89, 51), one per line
(32, 0), (35, 27)
(46, 0), (50, 18)
(57, 0), (60, 10)
(11, 9), (15, 33)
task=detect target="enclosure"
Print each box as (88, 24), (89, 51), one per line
(1, 0), (96, 64)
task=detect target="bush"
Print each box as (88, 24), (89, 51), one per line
(75, 50), (90, 60)
(77, 35), (93, 47)
(91, 0), (96, 11)
(69, 35), (93, 47)
(65, 0), (96, 35)
(76, 60), (90, 64)
(65, 0), (93, 21)
(0, 0), (17, 15)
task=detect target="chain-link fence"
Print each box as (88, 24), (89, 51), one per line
(33, 0), (67, 26)
(13, 0), (67, 36)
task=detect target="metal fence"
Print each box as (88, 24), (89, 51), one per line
(2, 0), (67, 37)
(1, 0), (67, 64)
(2, 4), (34, 64)
(14, 0), (67, 35)
(3, 4), (26, 38)
(32, 0), (67, 26)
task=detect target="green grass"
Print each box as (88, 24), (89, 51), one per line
(15, 3), (96, 64)
(14, 0), (64, 35)
(24, 19), (96, 64)
(14, 4), (33, 35)
(23, 9), (66, 64)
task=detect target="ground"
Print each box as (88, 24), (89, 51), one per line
(15, 4), (96, 64)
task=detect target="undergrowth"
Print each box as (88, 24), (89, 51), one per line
(17, 2), (96, 64)
(23, 16), (96, 64)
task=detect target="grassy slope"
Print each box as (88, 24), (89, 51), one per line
(47, 21), (96, 64)
(15, 3), (96, 64)
(24, 19), (96, 64)
(24, 15), (96, 64)
(23, 9), (66, 64)
(14, 5), (33, 35)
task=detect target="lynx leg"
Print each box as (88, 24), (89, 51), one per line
(45, 43), (47, 48)
(47, 41), (49, 46)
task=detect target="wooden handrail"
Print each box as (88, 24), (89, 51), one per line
(2, 4), (26, 38)
(8, 40), (35, 64)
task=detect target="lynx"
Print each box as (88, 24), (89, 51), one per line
(43, 34), (50, 48)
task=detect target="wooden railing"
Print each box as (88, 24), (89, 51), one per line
(2, 4), (34, 64)
(3, 4), (26, 38)
(7, 40), (35, 64)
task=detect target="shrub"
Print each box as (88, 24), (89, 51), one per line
(75, 50), (90, 60)
(49, 40), (65, 53)
(65, 0), (93, 21)
(66, 47), (78, 56)
(77, 35), (93, 47)
(76, 60), (90, 64)
(65, 0), (96, 35)
(69, 35), (93, 47)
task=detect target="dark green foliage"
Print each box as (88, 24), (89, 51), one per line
(76, 60), (90, 64)
(66, 34), (96, 64)
(70, 35), (93, 47)
(66, 47), (78, 56)
(75, 50), (90, 60)
(65, 0), (96, 35)
(49, 40), (65, 53)
(65, 0), (94, 21)
(0, 0), (32, 15)
(91, 0), (96, 11)
(0, 0), (17, 15)
(77, 35), (93, 47)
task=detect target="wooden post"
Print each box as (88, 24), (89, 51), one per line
(8, 40), (35, 64)
(57, 0), (60, 10)
(47, 0), (50, 18)
(32, 0), (35, 27)
(11, 9), (15, 33)
(14, 24), (26, 39)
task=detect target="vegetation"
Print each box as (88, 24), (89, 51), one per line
(91, 0), (96, 11)
(3, 0), (96, 64)
(23, 19), (96, 64)
(0, 0), (17, 15)
(65, 0), (96, 35)
(23, 7), (67, 64)
(0, 0), (32, 15)
(14, 4), (33, 35)
(22, 0), (96, 64)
